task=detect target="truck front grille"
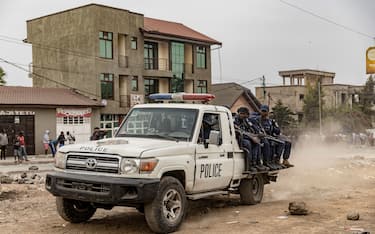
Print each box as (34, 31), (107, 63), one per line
(56, 178), (111, 194)
(66, 154), (120, 174)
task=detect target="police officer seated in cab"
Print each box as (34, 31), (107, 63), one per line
(234, 107), (268, 172)
(258, 105), (294, 168)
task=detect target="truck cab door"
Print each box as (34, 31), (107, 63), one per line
(193, 112), (234, 193)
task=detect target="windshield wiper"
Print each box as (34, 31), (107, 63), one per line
(146, 134), (180, 142)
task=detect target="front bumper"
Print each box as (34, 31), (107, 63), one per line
(45, 172), (160, 206)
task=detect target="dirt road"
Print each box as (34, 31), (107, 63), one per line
(1, 143), (375, 233)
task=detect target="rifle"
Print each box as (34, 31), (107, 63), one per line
(234, 125), (262, 144)
(263, 135), (285, 144)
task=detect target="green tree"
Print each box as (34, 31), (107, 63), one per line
(358, 75), (374, 115)
(302, 82), (324, 128)
(271, 99), (296, 133)
(0, 67), (6, 86)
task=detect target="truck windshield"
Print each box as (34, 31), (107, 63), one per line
(116, 108), (198, 142)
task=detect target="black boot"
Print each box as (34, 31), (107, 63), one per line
(264, 160), (276, 170)
(274, 158), (286, 169)
(255, 161), (269, 172)
(249, 162), (258, 173)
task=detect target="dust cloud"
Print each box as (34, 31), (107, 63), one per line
(265, 135), (375, 202)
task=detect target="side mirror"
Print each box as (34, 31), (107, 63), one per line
(208, 130), (221, 146)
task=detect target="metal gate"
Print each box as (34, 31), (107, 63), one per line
(0, 115), (35, 156)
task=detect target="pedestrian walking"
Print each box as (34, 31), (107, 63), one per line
(43, 130), (56, 157)
(57, 131), (66, 148)
(0, 129), (9, 160)
(13, 134), (21, 163)
(18, 131), (28, 161)
(66, 131), (76, 144)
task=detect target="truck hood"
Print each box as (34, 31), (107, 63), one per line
(59, 137), (191, 157)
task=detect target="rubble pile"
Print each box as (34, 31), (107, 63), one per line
(0, 173), (44, 185)
(288, 201), (309, 215)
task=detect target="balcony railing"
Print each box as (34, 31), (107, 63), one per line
(144, 58), (169, 71)
(143, 59), (194, 74)
(119, 55), (129, 68)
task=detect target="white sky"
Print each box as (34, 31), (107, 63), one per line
(0, 0), (374, 91)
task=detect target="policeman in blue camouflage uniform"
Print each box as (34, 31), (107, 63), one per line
(234, 107), (268, 172)
(248, 112), (277, 170)
(258, 105), (294, 168)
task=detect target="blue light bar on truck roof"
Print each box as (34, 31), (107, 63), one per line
(148, 93), (215, 102)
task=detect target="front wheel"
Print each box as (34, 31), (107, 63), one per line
(144, 176), (187, 233)
(56, 197), (97, 223)
(239, 174), (264, 205)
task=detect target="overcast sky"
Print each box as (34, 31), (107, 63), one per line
(0, 0), (374, 91)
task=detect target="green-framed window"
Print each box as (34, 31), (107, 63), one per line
(197, 80), (207, 93)
(171, 42), (185, 92)
(131, 37), (137, 50)
(196, 45), (206, 69)
(131, 76), (138, 91)
(100, 73), (114, 99)
(144, 78), (159, 96)
(99, 31), (113, 59)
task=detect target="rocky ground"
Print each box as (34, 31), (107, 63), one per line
(0, 143), (375, 234)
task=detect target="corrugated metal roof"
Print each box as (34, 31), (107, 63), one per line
(143, 17), (221, 45)
(0, 86), (102, 107)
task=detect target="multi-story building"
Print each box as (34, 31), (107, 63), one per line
(26, 3), (221, 136)
(255, 69), (363, 121)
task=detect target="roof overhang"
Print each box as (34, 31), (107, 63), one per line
(142, 30), (222, 46)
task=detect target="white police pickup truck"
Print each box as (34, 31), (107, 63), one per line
(45, 93), (283, 233)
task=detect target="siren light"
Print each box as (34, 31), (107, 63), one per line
(148, 93), (215, 102)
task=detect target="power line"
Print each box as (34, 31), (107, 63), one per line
(212, 77), (263, 94)
(0, 57), (104, 101)
(279, 0), (374, 40)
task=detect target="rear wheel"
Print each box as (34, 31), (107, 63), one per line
(144, 176), (187, 233)
(56, 197), (96, 223)
(239, 174), (264, 205)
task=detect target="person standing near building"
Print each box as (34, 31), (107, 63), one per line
(18, 131), (28, 161)
(57, 131), (66, 148)
(0, 129), (9, 160)
(13, 133), (21, 163)
(66, 131), (76, 144)
(43, 130), (51, 155)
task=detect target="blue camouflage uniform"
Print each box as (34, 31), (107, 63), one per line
(258, 104), (292, 168)
(249, 112), (274, 169)
(234, 115), (256, 170)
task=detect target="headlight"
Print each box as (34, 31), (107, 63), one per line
(55, 151), (67, 169)
(120, 159), (139, 174)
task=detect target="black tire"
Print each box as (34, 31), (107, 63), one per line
(144, 176), (187, 233)
(56, 197), (97, 223)
(239, 174), (264, 205)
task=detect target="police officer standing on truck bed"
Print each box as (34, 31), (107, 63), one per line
(248, 112), (277, 170)
(258, 105), (294, 168)
(234, 107), (268, 172)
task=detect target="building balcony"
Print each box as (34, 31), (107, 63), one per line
(144, 58), (169, 71)
(119, 55), (129, 68)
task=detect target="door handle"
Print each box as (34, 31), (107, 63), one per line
(220, 154), (225, 157)
(199, 155), (208, 159)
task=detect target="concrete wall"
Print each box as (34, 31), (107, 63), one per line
(256, 85), (363, 114)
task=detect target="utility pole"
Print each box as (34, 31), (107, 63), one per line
(262, 75), (266, 103)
